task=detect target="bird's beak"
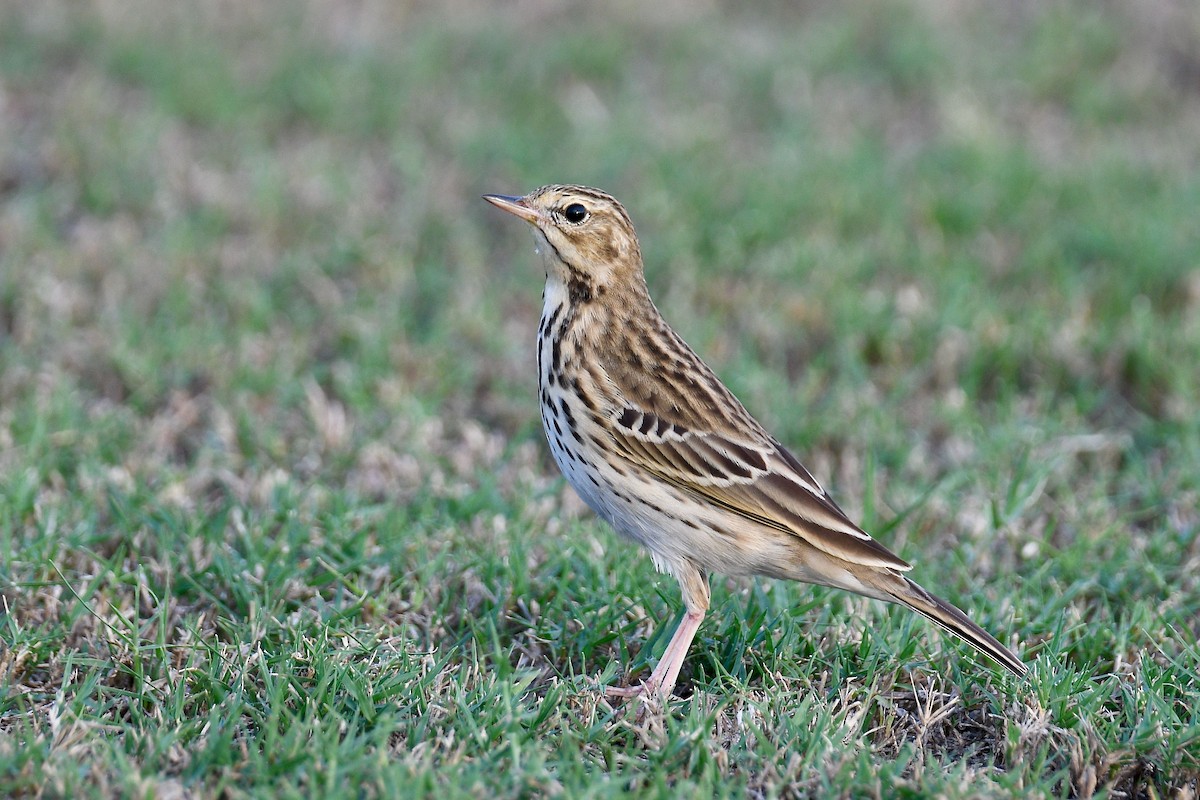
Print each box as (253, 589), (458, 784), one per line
(483, 193), (540, 225)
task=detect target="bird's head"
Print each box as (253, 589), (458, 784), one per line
(484, 185), (645, 301)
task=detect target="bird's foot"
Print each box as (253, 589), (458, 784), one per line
(603, 681), (654, 699)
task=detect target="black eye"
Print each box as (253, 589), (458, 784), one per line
(563, 203), (588, 223)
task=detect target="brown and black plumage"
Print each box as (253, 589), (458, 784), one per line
(484, 185), (1025, 699)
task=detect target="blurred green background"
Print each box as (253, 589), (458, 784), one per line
(1, 1), (1198, 797)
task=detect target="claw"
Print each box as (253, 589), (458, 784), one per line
(604, 681), (656, 699)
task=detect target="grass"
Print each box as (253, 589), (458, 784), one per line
(1, 0), (1199, 796)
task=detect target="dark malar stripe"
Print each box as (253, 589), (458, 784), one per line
(568, 276), (592, 304)
(541, 238), (596, 306)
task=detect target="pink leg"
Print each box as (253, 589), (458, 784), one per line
(606, 608), (705, 699)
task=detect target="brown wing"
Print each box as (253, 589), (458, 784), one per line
(606, 405), (912, 572)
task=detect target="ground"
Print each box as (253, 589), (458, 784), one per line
(0, 1), (1198, 797)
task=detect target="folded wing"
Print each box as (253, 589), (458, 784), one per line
(607, 405), (912, 572)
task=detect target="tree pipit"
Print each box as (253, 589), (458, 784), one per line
(484, 185), (1026, 700)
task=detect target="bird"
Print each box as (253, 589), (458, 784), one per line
(483, 184), (1026, 699)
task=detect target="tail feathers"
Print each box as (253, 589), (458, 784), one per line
(885, 576), (1027, 678)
